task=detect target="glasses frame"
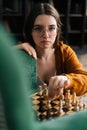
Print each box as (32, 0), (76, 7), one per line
(32, 25), (58, 36)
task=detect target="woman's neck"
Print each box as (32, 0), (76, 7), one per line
(36, 47), (55, 60)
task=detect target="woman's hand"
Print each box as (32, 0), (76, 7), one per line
(15, 42), (37, 59)
(48, 75), (70, 100)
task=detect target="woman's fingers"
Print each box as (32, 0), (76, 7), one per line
(48, 75), (70, 100)
(21, 42), (37, 59)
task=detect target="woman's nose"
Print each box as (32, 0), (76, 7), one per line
(41, 29), (49, 37)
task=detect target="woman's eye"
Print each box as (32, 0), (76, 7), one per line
(49, 27), (56, 31)
(33, 26), (43, 32)
(37, 27), (43, 32)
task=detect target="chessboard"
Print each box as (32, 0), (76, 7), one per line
(31, 84), (87, 121)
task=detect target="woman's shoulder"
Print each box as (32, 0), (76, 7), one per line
(58, 41), (73, 51)
(57, 41), (76, 58)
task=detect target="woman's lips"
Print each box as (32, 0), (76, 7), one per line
(41, 40), (50, 45)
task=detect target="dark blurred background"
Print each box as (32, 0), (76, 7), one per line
(0, 0), (87, 47)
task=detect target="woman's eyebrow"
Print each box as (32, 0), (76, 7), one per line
(33, 24), (57, 27)
(33, 25), (41, 27)
(49, 25), (57, 27)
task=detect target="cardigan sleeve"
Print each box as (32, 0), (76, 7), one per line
(62, 44), (87, 96)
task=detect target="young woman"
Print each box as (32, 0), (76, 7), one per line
(17, 3), (87, 99)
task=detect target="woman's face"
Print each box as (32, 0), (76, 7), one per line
(31, 14), (57, 49)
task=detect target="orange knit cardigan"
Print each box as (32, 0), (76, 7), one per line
(55, 41), (87, 96)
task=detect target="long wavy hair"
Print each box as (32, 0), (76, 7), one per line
(24, 3), (63, 48)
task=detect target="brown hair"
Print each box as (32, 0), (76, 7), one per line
(24, 3), (63, 48)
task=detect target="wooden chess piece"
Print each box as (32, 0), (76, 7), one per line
(42, 83), (48, 98)
(72, 92), (76, 105)
(83, 103), (87, 109)
(79, 102), (84, 110)
(65, 89), (70, 105)
(38, 85), (42, 96)
(45, 100), (52, 110)
(74, 100), (80, 111)
(57, 100), (64, 116)
(65, 89), (70, 99)
(66, 98), (72, 111)
(45, 100), (52, 119)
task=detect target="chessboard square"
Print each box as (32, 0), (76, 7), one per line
(32, 95), (40, 99)
(33, 105), (39, 110)
(43, 99), (48, 104)
(65, 110), (74, 115)
(37, 111), (46, 116)
(52, 100), (59, 105)
(53, 105), (59, 110)
(50, 107), (58, 113)
(33, 99), (40, 104)
(50, 111), (57, 116)
(57, 112), (65, 117)
(63, 107), (69, 112)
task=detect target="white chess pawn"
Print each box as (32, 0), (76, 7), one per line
(72, 92), (76, 105)
(58, 100), (64, 115)
(67, 98), (72, 110)
(46, 100), (51, 109)
(66, 90), (70, 99)
(38, 85), (42, 96)
(42, 84), (48, 98)
(74, 100), (80, 111)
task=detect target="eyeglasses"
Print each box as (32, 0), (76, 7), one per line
(32, 25), (57, 36)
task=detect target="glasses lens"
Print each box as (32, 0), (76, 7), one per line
(32, 26), (43, 33)
(48, 26), (57, 34)
(32, 25), (57, 35)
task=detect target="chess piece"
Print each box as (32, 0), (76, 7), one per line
(57, 100), (64, 116)
(46, 100), (52, 109)
(79, 102), (84, 110)
(72, 92), (76, 105)
(59, 94), (65, 105)
(59, 94), (64, 100)
(83, 103), (87, 109)
(38, 85), (42, 96)
(74, 100), (80, 111)
(45, 100), (52, 119)
(42, 83), (48, 98)
(66, 90), (70, 99)
(66, 98), (72, 111)
(65, 89), (71, 106)
(65, 89), (70, 99)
